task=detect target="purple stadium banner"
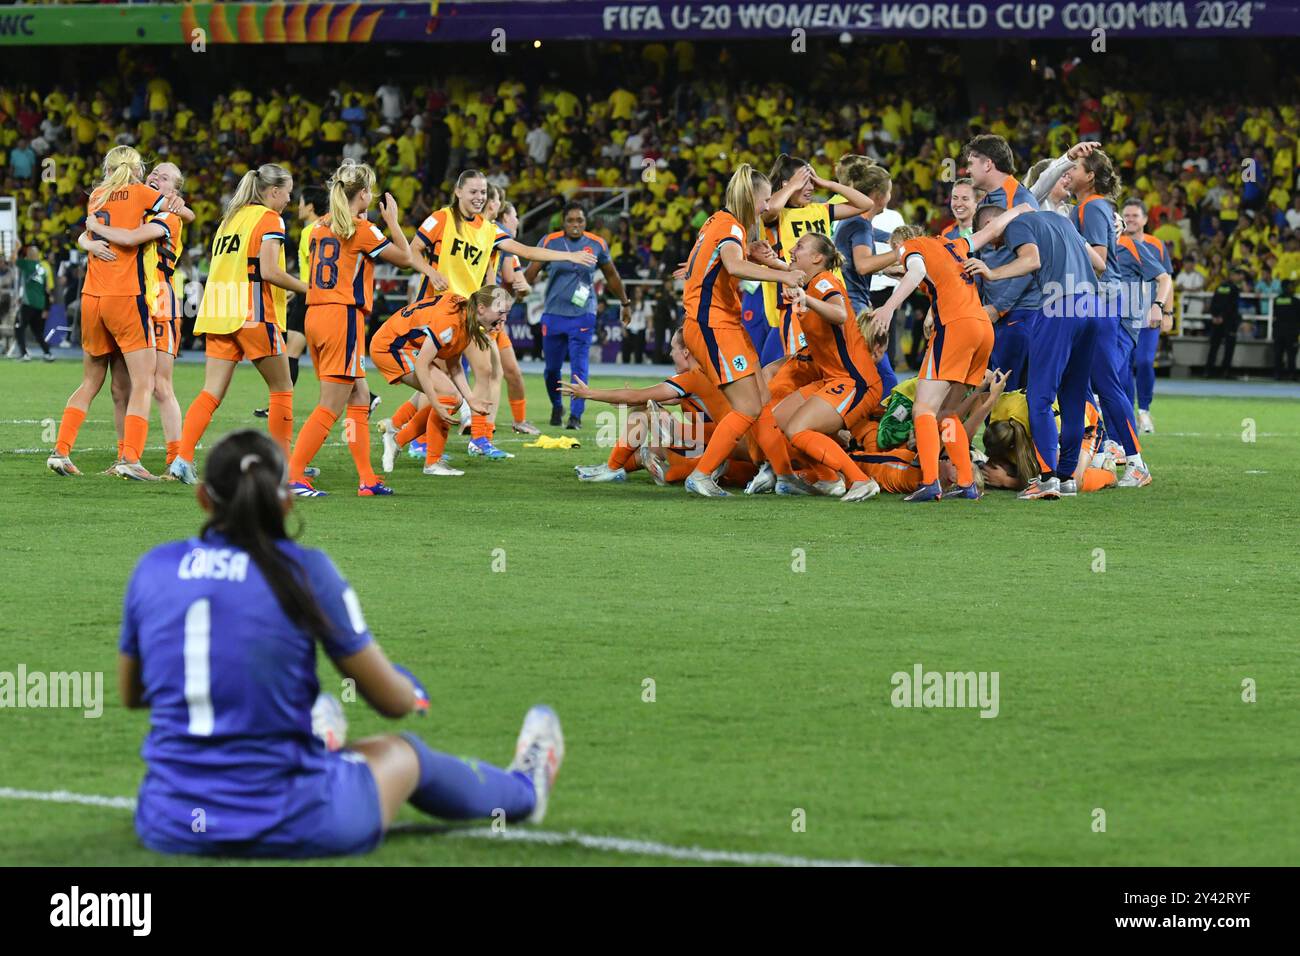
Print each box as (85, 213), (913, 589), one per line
(412, 1), (1294, 41)
(2, 2), (1296, 46)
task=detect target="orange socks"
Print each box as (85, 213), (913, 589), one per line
(55, 406), (86, 457)
(753, 407), (793, 475)
(694, 410), (754, 476)
(664, 449), (697, 483)
(116, 440), (125, 459)
(471, 414), (490, 441)
(915, 412), (940, 485)
(122, 414), (148, 464)
(392, 399), (418, 431)
(424, 398), (459, 465)
(607, 442), (636, 471)
(396, 406), (432, 447)
(180, 390), (221, 461)
(510, 398), (526, 424)
(790, 430), (866, 484)
(267, 390), (293, 457)
(940, 414), (972, 486)
(165, 441), (181, 466)
(290, 406), (338, 482)
(345, 404), (378, 486)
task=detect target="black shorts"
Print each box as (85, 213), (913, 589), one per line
(286, 295), (307, 336)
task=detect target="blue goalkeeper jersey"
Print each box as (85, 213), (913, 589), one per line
(120, 532), (373, 841)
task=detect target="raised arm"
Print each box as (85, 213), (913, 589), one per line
(499, 235), (596, 268)
(375, 193), (416, 269)
(814, 173), (873, 220)
(868, 253), (927, 337)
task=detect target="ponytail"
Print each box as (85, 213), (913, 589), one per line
(803, 233), (843, 274)
(224, 163), (293, 222)
(724, 163), (770, 242)
(200, 430), (333, 644)
(327, 159), (376, 240)
(1080, 150), (1122, 203)
(768, 153), (808, 192)
(89, 145), (144, 213)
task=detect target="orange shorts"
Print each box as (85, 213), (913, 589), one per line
(854, 448), (922, 494)
(370, 339), (419, 385)
(81, 294), (153, 357)
(683, 316), (758, 386)
(152, 315), (181, 357)
(306, 304), (366, 380)
(920, 317), (994, 386)
(798, 376), (874, 430)
(766, 353), (818, 404)
(205, 322), (285, 363)
(492, 325), (512, 351)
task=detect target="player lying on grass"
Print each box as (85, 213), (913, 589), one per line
(560, 326), (761, 487)
(961, 386), (1118, 495)
(118, 429), (563, 858)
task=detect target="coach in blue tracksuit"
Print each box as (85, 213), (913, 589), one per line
(524, 202), (629, 430)
(1068, 151), (1152, 484)
(970, 145), (1042, 393)
(966, 206), (1100, 498)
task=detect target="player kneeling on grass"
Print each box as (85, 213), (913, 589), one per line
(118, 429), (563, 858)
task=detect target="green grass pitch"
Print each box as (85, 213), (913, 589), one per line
(1, 359), (1297, 866)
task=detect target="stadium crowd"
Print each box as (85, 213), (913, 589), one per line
(3, 39), (1299, 369)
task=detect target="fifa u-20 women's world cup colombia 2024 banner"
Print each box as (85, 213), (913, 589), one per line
(0, 1), (1296, 45)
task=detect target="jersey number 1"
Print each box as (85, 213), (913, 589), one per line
(184, 599), (214, 736)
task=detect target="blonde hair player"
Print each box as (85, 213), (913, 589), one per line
(167, 163), (307, 484)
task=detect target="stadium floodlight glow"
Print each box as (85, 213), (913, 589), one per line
(533, 40), (541, 48)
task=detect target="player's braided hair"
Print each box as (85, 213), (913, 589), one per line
(200, 430), (334, 645)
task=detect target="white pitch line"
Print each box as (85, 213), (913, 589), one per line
(0, 787), (137, 810)
(0, 786), (885, 867)
(444, 826), (885, 867)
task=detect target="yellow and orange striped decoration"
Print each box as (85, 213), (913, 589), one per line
(178, 3), (387, 45)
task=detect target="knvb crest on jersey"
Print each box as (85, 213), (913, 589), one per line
(732, 355), (748, 373)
